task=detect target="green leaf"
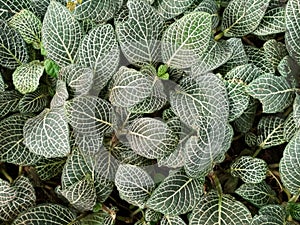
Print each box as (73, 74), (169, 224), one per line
(146, 171), (203, 215)
(251, 205), (287, 225)
(263, 39), (288, 70)
(34, 157), (66, 181)
(145, 209), (162, 222)
(190, 192), (252, 225)
(285, 0), (300, 65)
(253, 7), (285, 36)
(78, 24), (119, 92)
(0, 91), (22, 118)
(64, 95), (113, 136)
(11, 204), (77, 225)
(109, 67), (153, 108)
(42, 1), (83, 66)
(222, 0), (271, 37)
(293, 93), (300, 127)
(191, 39), (233, 74)
(246, 74), (294, 113)
(78, 212), (114, 225)
(288, 203), (300, 221)
(44, 59), (60, 78)
(231, 156), (268, 184)
(0, 20), (28, 69)
(0, 178), (16, 208)
(162, 12), (211, 69)
(193, 0), (219, 29)
(115, 164), (155, 207)
(12, 60), (44, 94)
(0, 72), (4, 92)
(284, 113), (298, 142)
(235, 181), (277, 208)
(8, 9), (42, 49)
(127, 117), (178, 159)
(0, 114), (42, 165)
(156, 0), (195, 20)
(0, 176), (36, 221)
(23, 107), (70, 158)
(279, 131), (300, 195)
(257, 116), (286, 149)
(161, 216), (186, 225)
(18, 86), (49, 113)
(115, 0), (164, 66)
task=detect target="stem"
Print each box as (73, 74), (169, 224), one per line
(268, 163), (279, 169)
(211, 172), (223, 196)
(289, 191), (300, 203)
(18, 166), (23, 176)
(268, 170), (283, 193)
(131, 208), (143, 217)
(252, 146), (263, 157)
(0, 168), (13, 183)
(214, 32), (224, 41)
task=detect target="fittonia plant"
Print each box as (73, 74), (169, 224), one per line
(0, 0), (300, 224)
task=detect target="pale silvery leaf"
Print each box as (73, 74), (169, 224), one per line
(8, 9), (42, 49)
(191, 39), (233, 74)
(0, 91), (22, 118)
(35, 157), (66, 181)
(0, 72), (4, 92)
(109, 67), (153, 108)
(64, 95), (113, 136)
(279, 131), (300, 195)
(146, 171), (203, 215)
(257, 116), (286, 149)
(115, 0), (164, 66)
(170, 73), (229, 130)
(73, 0), (117, 22)
(224, 64), (262, 84)
(235, 181), (277, 208)
(277, 55), (300, 86)
(59, 64), (93, 96)
(251, 205), (287, 225)
(293, 94), (300, 127)
(285, 0), (300, 65)
(161, 216), (186, 225)
(145, 209), (162, 222)
(11, 204), (77, 225)
(50, 80), (69, 109)
(253, 7), (285, 36)
(59, 175), (96, 212)
(127, 117), (178, 159)
(115, 164), (155, 207)
(0, 176), (36, 221)
(190, 192), (252, 225)
(19, 86), (49, 113)
(221, 0), (271, 37)
(12, 60), (44, 94)
(0, 114), (42, 165)
(72, 131), (104, 155)
(284, 113), (298, 142)
(162, 12), (211, 69)
(156, 0), (195, 20)
(78, 24), (119, 92)
(231, 156), (268, 184)
(193, 0), (219, 29)
(24, 107), (70, 158)
(0, 178), (16, 208)
(263, 39), (288, 70)
(246, 74), (294, 113)
(42, 1), (82, 66)
(0, 20), (28, 69)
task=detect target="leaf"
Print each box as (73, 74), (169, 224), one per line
(284, 113), (298, 142)
(0, 91), (22, 118)
(235, 181), (277, 208)
(0, 20), (28, 69)
(279, 131), (300, 195)
(44, 58), (60, 78)
(145, 209), (162, 222)
(231, 156), (268, 184)
(294, 93), (300, 127)
(78, 212), (114, 225)
(109, 67), (153, 108)
(8, 9), (42, 49)
(170, 73), (229, 129)
(221, 0), (271, 37)
(191, 39), (233, 75)
(50, 80), (69, 109)
(0, 178), (16, 208)
(285, 0), (300, 65)
(115, 164), (155, 207)
(251, 205), (287, 225)
(12, 60), (44, 94)
(0, 72), (4, 92)
(0, 114), (42, 165)
(0, 0), (37, 20)
(78, 24), (119, 92)
(18, 86), (49, 113)
(246, 74), (294, 113)
(71, 131), (104, 155)
(35, 157), (66, 181)
(64, 95), (113, 136)
(59, 64), (93, 96)
(161, 12), (211, 69)
(73, 0), (118, 22)
(263, 39), (288, 70)
(156, 0), (195, 20)
(0, 176), (36, 221)
(146, 171), (203, 215)
(288, 203), (300, 221)
(115, 0), (164, 66)
(127, 117), (178, 159)
(253, 7), (285, 36)
(194, 0), (219, 29)
(42, 1), (83, 66)
(11, 204), (77, 225)
(161, 216), (186, 225)
(257, 116), (286, 149)
(190, 192), (252, 225)
(23, 107), (70, 158)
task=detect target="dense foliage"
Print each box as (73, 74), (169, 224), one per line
(0, 0), (300, 224)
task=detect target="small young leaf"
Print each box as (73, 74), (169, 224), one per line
(44, 59), (60, 78)
(161, 216), (186, 225)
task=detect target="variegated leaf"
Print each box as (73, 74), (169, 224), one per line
(156, 0), (195, 20)
(0, 91), (22, 118)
